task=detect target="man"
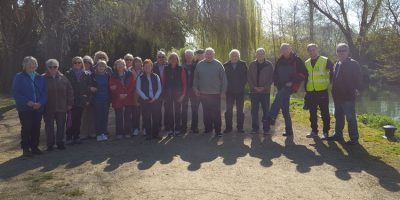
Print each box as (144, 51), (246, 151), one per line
(327, 43), (362, 145)
(223, 49), (248, 133)
(304, 44), (334, 139)
(193, 47), (227, 137)
(247, 48), (273, 134)
(153, 50), (168, 130)
(264, 43), (307, 136)
(182, 49), (200, 133)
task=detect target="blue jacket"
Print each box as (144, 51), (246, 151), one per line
(12, 71), (48, 112)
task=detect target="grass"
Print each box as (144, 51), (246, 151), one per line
(244, 97), (400, 168)
(62, 189), (85, 197)
(0, 96), (14, 109)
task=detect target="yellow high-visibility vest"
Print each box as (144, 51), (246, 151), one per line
(305, 56), (330, 91)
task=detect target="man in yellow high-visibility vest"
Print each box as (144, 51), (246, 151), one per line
(304, 44), (334, 139)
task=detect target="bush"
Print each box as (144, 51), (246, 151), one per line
(358, 113), (399, 129)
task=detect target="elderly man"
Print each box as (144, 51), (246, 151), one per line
(304, 44), (334, 139)
(327, 43), (362, 145)
(248, 48), (274, 134)
(193, 47), (227, 137)
(223, 49), (248, 133)
(182, 49), (200, 133)
(264, 43), (307, 136)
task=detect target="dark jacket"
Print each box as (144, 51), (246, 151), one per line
(332, 57), (363, 102)
(248, 59), (274, 93)
(12, 71), (48, 112)
(65, 68), (93, 108)
(43, 71), (74, 113)
(274, 53), (307, 92)
(137, 73), (161, 104)
(182, 62), (196, 92)
(162, 64), (187, 98)
(91, 72), (111, 104)
(224, 60), (248, 94)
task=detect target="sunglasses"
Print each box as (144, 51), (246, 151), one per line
(73, 62), (82, 64)
(48, 66), (58, 69)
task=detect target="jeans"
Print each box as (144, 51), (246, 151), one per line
(95, 102), (109, 135)
(44, 111), (66, 147)
(225, 92), (245, 130)
(334, 100), (359, 142)
(18, 111), (42, 150)
(182, 91), (200, 131)
(200, 94), (222, 133)
(306, 90), (330, 133)
(250, 93), (270, 131)
(268, 87), (293, 133)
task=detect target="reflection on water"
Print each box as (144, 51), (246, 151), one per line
(281, 86), (400, 120)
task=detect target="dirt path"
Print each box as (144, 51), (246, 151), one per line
(0, 105), (399, 200)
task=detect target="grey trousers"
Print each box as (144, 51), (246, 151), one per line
(44, 112), (67, 147)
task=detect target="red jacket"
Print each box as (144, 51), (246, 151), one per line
(109, 70), (135, 108)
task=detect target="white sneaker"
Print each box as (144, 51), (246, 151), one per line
(133, 129), (139, 136)
(102, 134), (108, 141)
(321, 132), (329, 140)
(306, 131), (318, 138)
(97, 135), (104, 141)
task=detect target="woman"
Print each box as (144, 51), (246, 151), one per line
(131, 57), (144, 136)
(65, 56), (94, 144)
(109, 59), (135, 139)
(12, 56), (48, 157)
(162, 53), (187, 137)
(92, 60), (111, 141)
(81, 55), (96, 139)
(43, 59), (74, 151)
(94, 51), (113, 74)
(136, 59), (162, 140)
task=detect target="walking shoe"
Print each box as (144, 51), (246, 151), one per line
(345, 140), (359, 145)
(282, 132), (293, 137)
(132, 129), (140, 136)
(22, 149), (33, 157)
(174, 131), (181, 136)
(74, 138), (82, 144)
(66, 139), (74, 145)
(46, 146), (54, 152)
(97, 135), (104, 141)
(215, 132), (223, 137)
(31, 148), (43, 155)
(102, 134), (108, 141)
(223, 129), (232, 134)
(153, 135), (163, 140)
(326, 135), (344, 142)
(57, 144), (66, 150)
(238, 129), (245, 133)
(321, 132), (329, 140)
(306, 131), (318, 138)
(167, 131), (174, 137)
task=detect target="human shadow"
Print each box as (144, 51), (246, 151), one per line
(248, 134), (284, 167)
(311, 137), (400, 192)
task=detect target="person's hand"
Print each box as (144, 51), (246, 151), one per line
(110, 85), (117, 91)
(90, 87), (97, 93)
(178, 95), (185, 103)
(285, 82), (293, 87)
(32, 103), (41, 110)
(27, 101), (35, 107)
(149, 98), (156, 103)
(355, 89), (360, 96)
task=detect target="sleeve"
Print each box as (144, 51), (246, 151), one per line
(266, 64), (274, 89)
(192, 65), (199, 92)
(242, 62), (248, 87)
(66, 78), (74, 107)
(154, 75), (162, 100)
(38, 78), (48, 106)
(181, 68), (187, 96)
(292, 58), (306, 83)
(136, 76), (149, 100)
(353, 61), (363, 91)
(12, 75), (30, 106)
(247, 62), (255, 89)
(273, 62), (279, 86)
(220, 64), (227, 94)
(326, 59), (335, 83)
(125, 74), (135, 95)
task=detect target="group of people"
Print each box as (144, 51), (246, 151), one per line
(12, 42), (362, 158)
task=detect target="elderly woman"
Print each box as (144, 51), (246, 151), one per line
(131, 57), (144, 136)
(43, 59), (74, 151)
(136, 59), (162, 140)
(81, 55), (96, 140)
(12, 56), (48, 157)
(94, 51), (113, 74)
(109, 59), (136, 139)
(65, 56), (94, 144)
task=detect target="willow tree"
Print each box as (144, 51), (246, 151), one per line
(196, 0), (263, 62)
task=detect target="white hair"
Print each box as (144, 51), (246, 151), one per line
(255, 48), (265, 54)
(336, 43), (349, 50)
(280, 43), (291, 49)
(45, 59), (59, 68)
(229, 49), (240, 58)
(157, 50), (166, 56)
(22, 56), (38, 69)
(83, 55), (94, 65)
(184, 49), (194, 56)
(124, 53), (134, 60)
(205, 47), (215, 54)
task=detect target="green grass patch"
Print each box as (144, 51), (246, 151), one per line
(63, 189), (84, 197)
(0, 97), (14, 109)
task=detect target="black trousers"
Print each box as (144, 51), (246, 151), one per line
(165, 96), (182, 131)
(200, 94), (222, 133)
(225, 92), (245, 130)
(132, 105), (141, 130)
(142, 101), (160, 138)
(114, 106), (133, 136)
(182, 91), (200, 131)
(66, 106), (84, 140)
(306, 90), (331, 133)
(44, 111), (66, 147)
(18, 110), (42, 150)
